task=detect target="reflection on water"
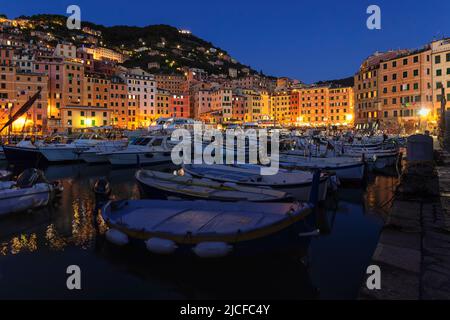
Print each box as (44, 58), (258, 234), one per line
(0, 162), (398, 299)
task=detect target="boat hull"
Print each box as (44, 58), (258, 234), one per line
(38, 147), (86, 162)
(3, 145), (45, 166)
(80, 151), (109, 164)
(280, 156), (365, 182)
(0, 183), (52, 216)
(367, 153), (399, 171)
(184, 165), (329, 202)
(274, 178), (328, 202)
(107, 152), (173, 167)
(136, 177), (292, 202)
(102, 199), (316, 258)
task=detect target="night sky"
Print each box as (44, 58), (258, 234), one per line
(3, 0), (450, 83)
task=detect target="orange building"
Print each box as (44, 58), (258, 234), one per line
(379, 49), (433, 132)
(110, 76), (129, 129)
(155, 74), (186, 95)
(329, 87), (354, 125)
(34, 56), (85, 131)
(0, 69), (48, 134)
(83, 73), (110, 108)
(354, 50), (408, 127)
(298, 87), (328, 126)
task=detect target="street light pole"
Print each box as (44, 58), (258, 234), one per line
(440, 86), (447, 147)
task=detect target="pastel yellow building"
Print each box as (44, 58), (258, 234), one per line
(271, 91), (291, 125)
(61, 105), (112, 132)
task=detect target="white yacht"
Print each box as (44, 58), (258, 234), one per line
(80, 139), (129, 164)
(3, 132), (111, 165)
(104, 135), (174, 166)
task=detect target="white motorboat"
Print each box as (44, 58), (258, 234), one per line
(3, 133), (112, 164)
(37, 132), (112, 162)
(104, 135), (173, 167)
(80, 139), (128, 164)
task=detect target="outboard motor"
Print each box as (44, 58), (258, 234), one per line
(93, 177), (111, 204)
(16, 168), (47, 188)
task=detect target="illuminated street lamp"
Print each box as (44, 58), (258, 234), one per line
(346, 114), (354, 122)
(418, 107), (431, 132)
(418, 108), (431, 117)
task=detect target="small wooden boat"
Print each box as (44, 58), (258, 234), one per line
(0, 168), (58, 217)
(279, 155), (365, 182)
(347, 149), (400, 171)
(183, 164), (329, 202)
(101, 199), (317, 258)
(135, 169), (292, 202)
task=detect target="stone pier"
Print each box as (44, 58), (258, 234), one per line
(359, 150), (450, 300)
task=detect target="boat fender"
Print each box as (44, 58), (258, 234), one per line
(105, 229), (129, 246)
(145, 238), (177, 255)
(192, 242), (233, 258)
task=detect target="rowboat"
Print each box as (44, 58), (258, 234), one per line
(0, 168), (59, 217)
(101, 199), (317, 258)
(279, 155), (365, 182)
(183, 164), (329, 202)
(135, 169), (292, 202)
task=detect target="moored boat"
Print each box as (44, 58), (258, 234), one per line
(0, 168), (59, 217)
(3, 140), (43, 165)
(183, 163), (329, 202)
(279, 155), (365, 182)
(104, 135), (173, 167)
(101, 199), (316, 258)
(80, 139), (128, 164)
(135, 169), (293, 202)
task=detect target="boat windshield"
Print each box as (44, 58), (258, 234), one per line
(135, 137), (152, 146)
(151, 138), (164, 146)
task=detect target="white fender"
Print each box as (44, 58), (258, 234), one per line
(192, 242), (232, 258)
(145, 238), (177, 255)
(105, 229), (129, 246)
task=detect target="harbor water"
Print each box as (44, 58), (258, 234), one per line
(0, 161), (397, 299)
